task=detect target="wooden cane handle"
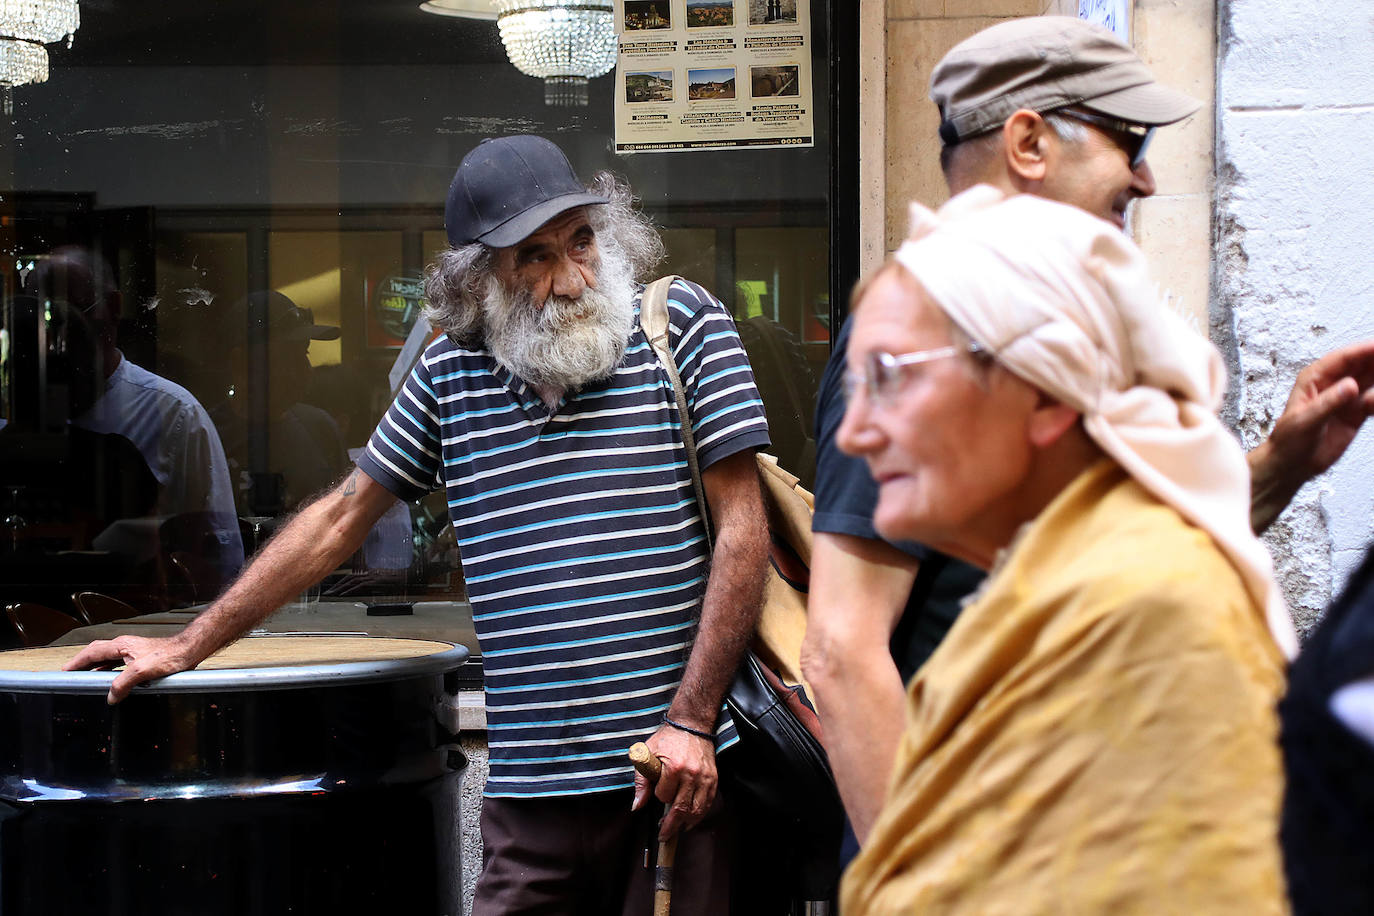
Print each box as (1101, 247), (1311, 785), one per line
(629, 742), (663, 781)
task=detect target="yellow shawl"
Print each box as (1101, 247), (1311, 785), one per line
(841, 461), (1288, 915)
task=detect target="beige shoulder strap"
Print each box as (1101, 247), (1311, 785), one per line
(639, 276), (713, 546)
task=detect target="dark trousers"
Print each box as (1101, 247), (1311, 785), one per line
(471, 788), (731, 916)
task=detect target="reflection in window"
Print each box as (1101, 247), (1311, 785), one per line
(0, 0), (834, 647)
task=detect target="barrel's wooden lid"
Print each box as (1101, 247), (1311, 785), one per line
(0, 637), (469, 694)
(0, 635), (467, 694)
(0, 636), (455, 673)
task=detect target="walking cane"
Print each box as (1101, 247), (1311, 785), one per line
(629, 742), (676, 916)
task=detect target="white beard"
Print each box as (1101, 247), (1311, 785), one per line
(482, 247), (636, 394)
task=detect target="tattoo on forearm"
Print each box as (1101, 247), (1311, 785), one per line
(342, 472), (358, 497)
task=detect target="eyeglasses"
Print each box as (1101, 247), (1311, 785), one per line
(1054, 108), (1155, 169)
(843, 342), (985, 405)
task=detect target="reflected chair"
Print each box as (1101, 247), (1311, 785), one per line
(5, 603), (81, 647)
(159, 512), (232, 603)
(71, 591), (140, 627)
(168, 551), (217, 606)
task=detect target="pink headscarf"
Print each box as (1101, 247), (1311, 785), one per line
(893, 186), (1296, 658)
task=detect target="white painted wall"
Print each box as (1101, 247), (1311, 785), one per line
(1216, 1), (1374, 630)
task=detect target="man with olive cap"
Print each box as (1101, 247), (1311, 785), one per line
(804, 14), (1374, 850)
(68, 135), (771, 914)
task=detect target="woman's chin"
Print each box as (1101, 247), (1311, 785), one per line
(873, 498), (927, 546)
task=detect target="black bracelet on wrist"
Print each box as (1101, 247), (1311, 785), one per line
(663, 715), (714, 741)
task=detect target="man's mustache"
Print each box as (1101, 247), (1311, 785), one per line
(523, 292), (596, 328)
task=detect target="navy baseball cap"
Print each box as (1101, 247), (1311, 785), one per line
(444, 135), (609, 249)
(228, 291), (341, 342)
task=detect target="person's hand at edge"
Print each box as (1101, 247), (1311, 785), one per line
(1249, 339), (1374, 533)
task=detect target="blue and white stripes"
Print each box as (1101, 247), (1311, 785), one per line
(358, 279), (770, 797)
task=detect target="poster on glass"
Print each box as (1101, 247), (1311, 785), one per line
(613, 0), (814, 152)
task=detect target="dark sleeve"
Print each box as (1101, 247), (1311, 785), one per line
(811, 316), (929, 562)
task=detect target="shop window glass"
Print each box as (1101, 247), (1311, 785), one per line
(0, 0), (839, 664)
(658, 228), (718, 291)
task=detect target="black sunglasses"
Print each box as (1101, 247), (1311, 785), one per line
(1053, 108), (1155, 169)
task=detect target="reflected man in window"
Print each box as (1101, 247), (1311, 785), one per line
(211, 291), (348, 519)
(26, 247), (244, 591)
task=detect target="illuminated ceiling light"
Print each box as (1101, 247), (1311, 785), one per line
(420, 0), (615, 107)
(493, 1), (615, 107)
(0, 0), (80, 90)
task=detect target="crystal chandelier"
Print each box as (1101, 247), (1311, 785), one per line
(493, 0), (615, 107)
(0, 0), (80, 89)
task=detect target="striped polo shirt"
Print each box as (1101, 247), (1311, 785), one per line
(358, 278), (771, 798)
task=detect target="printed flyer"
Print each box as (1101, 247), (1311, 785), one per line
(613, 0), (814, 152)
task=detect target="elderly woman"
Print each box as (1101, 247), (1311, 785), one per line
(837, 187), (1295, 914)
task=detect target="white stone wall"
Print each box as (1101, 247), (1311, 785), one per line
(1216, 0), (1374, 629)
(458, 733), (489, 916)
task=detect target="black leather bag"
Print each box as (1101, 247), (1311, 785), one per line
(726, 653), (838, 813)
(725, 654), (844, 904)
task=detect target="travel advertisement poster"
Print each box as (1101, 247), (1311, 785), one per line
(613, 0), (814, 152)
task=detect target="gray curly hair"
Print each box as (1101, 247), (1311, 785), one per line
(423, 171), (666, 345)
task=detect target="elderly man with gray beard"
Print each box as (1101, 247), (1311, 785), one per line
(67, 135), (772, 914)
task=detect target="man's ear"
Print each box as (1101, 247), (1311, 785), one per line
(1026, 396), (1081, 448)
(1002, 109), (1051, 186)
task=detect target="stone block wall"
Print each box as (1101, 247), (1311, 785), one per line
(1217, 0), (1374, 627)
(1132, 0), (1216, 334)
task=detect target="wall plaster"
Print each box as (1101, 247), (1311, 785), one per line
(1216, 0), (1374, 630)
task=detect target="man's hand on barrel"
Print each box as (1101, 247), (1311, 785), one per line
(63, 634), (203, 705)
(631, 723), (717, 841)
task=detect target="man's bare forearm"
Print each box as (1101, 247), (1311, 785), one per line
(179, 470), (397, 659)
(668, 518), (767, 728)
(802, 533), (918, 841)
(667, 452), (768, 730)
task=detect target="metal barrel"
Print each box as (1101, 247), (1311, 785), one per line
(0, 636), (470, 916)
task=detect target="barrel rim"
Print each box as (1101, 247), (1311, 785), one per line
(0, 637), (470, 695)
